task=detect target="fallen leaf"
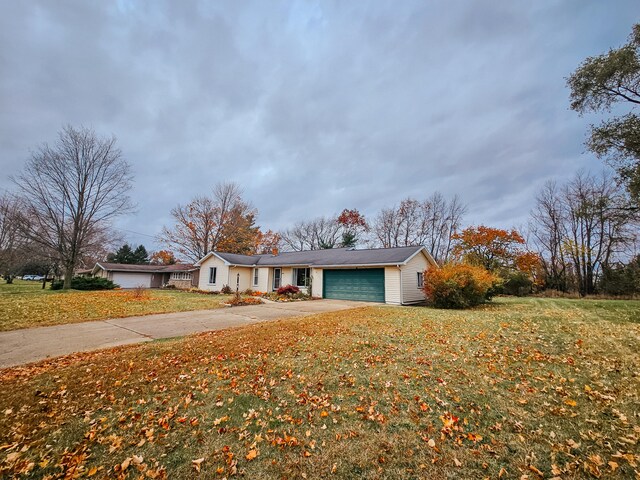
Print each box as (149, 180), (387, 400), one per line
(246, 449), (258, 461)
(192, 457), (205, 472)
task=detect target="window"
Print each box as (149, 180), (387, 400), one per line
(171, 272), (192, 280)
(273, 268), (281, 290)
(209, 267), (217, 284)
(293, 268), (310, 287)
(253, 268), (259, 287)
(417, 272), (424, 288)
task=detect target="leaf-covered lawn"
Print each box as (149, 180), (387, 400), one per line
(0, 298), (639, 479)
(0, 280), (234, 331)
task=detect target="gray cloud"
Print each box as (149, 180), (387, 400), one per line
(1, 0), (638, 250)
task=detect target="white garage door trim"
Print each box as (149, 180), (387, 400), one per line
(111, 272), (152, 289)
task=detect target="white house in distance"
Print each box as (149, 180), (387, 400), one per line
(92, 262), (199, 289)
(195, 245), (437, 305)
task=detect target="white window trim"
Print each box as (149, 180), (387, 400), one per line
(293, 267), (310, 288)
(273, 268), (281, 290)
(209, 267), (217, 284)
(252, 268), (259, 287)
(171, 272), (192, 281)
(417, 272), (424, 288)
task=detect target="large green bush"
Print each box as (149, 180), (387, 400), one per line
(501, 271), (533, 296)
(423, 263), (497, 309)
(51, 276), (118, 290)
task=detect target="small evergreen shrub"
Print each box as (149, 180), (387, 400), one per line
(72, 276), (118, 290)
(51, 276), (118, 290)
(221, 285), (233, 294)
(423, 263), (496, 309)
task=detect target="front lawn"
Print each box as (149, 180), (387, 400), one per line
(0, 297), (639, 478)
(0, 280), (235, 331)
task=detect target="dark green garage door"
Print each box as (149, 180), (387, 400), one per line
(323, 268), (385, 302)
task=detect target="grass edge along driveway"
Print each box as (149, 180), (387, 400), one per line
(0, 297), (638, 479)
(0, 280), (236, 331)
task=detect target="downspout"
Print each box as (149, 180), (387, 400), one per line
(398, 265), (403, 306)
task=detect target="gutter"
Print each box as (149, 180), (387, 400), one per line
(312, 262), (403, 268)
(398, 265), (403, 306)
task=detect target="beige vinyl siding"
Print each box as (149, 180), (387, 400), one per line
(281, 268), (293, 288)
(401, 252), (429, 304)
(228, 266), (252, 292)
(384, 267), (401, 304)
(197, 256), (229, 291)
(256, 267), (270, 292)
(311, 268), (322, 298)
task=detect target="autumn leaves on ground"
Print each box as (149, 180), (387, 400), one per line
(1, 299), (639, 479)
(0, 281), (235, 331)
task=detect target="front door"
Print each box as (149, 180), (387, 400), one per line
(273, 268), (281, 290)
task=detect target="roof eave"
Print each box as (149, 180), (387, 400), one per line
(312, 262), (400, 268)
(402, 246), (438, 267)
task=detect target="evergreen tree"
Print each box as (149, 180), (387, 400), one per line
(107, 244), (149, 264)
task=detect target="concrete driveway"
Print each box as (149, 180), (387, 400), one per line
(0, 300), (372, 368)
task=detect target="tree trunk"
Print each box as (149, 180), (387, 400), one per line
(63, 264), (74, 289)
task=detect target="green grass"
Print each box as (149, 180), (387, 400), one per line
(0, 297), (639, 479)
(0, 280), (235, 331)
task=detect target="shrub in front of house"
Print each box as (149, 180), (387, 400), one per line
(220, 285), (233, 294)
(50, 277), (118, 291)
(277, 285), (300, 295)
(423, 263), (496, 309)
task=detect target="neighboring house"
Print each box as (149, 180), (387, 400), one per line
(74, 269), (93, 278)
(91, 262), (199, 289)
(195, 245), (437, 305)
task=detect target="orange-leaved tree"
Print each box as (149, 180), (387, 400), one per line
(514, 250), (544, 288)
(150, 250), (177, 265)
(337, 208), (368, 248)
(452, 226), (525, 272)
(452, 225), (543, 295)
(161, 182), (262, 262)
(253, 229), (281, 255)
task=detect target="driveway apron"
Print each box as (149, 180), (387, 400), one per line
(0, 300), (372, 368)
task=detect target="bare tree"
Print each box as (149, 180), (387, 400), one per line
(421, 193), (466, 263)
(529, 181), (569, 291)
(0, 193), (26, 282)
(563, 171), (635, 295)
(280, 216), (343, 251)
(161, 181), (259, 262)
(530, 171), (637, 295)
(12, 125), (134, 288)
(372, 193), (466, 262)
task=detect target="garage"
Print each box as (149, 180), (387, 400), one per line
(322, 268), (385, 302)
(111, 272), (153, 289)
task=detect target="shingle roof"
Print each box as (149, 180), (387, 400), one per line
(212, 245), (426, 267)
(94, 262), (197, 273)
(214, 252), (257, 265)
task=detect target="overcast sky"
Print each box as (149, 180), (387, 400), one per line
(1, 1), (638, 251)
